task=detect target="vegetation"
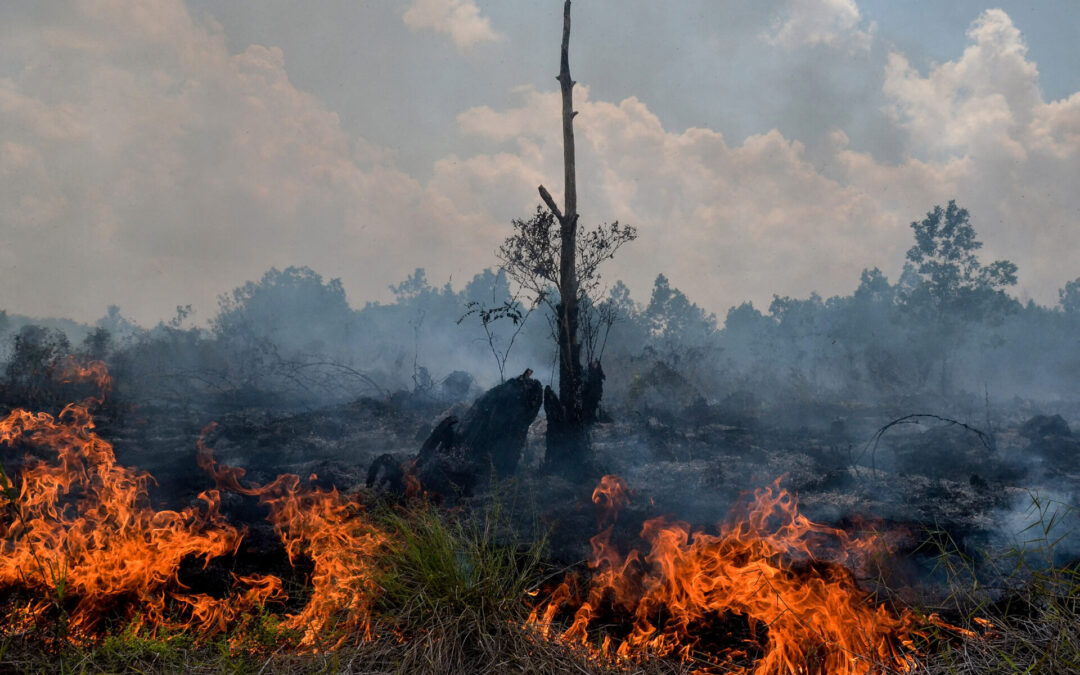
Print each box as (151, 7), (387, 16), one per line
(914, 494), (1080, 674)
(1, 493), (1079, 673)
(898, 200), (1019, 396)
(0, 198), (1078, 673)
(0, 204), (1077, 427)
(0, 495), (685, 674)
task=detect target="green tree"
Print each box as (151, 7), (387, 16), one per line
(901, 200), (1017, 319)
(645, 274), (717, 359)
(2, 325), (72, 409)
(899, 201), (1018, 395)
(214, 266), (352, 354)
(211, 266), (356, 398)
(1059, 277), (1080, 314)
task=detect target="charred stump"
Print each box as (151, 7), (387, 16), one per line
(368, 370), (542, 497)
(419, 415), (459, 462)
(366, 452), (406, 493)
(458, 372), (543, 475)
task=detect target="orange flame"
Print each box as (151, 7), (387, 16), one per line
(2, 360), (928, 671)
(197, 431), (388, 649)
(0, 362), (252, 639)
(530, 476), (920, 674)
(0, 360), (387, 649)
(592, 474), (630, 527)
(404, 473), (422, 500)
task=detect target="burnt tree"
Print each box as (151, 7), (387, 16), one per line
(539, 0), (587, 471)
(498, 1), (635, 474)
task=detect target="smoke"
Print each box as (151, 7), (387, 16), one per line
(2, 258), (1079, 589)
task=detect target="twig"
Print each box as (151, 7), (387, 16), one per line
(853, 413), (994, 479)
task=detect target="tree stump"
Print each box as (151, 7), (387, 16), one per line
(368, 370), (542, 497)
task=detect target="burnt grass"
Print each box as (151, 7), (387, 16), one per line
(164, 391), (1058, 563)
(108, 390), (1078, 588)
(3, 387), (1080, 673)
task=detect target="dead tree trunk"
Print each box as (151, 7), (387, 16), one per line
(538, 0), (589, 473)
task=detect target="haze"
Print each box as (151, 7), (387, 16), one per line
(1, 0), (1078, 324)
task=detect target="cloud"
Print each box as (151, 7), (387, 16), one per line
(879, 9), (1080, 300)
(402, 0), (502, 51)
(766, 0), (873, 52)
(883, 9), (1041, 160)
(439, 9), (1080, 313)
(0, 2), (1076, 327)
(449, 86), (903, 313)
(0, 0), (480, 323)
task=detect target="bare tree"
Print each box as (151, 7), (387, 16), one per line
(497, 0), (635, 471)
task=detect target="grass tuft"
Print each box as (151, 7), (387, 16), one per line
(914, 492), (1080, 674)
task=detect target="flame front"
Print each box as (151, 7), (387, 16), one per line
(1, 361), (923, 670)
(197, 432), (388, 648)
(0, 361), (387, 647)
(0, 363), (248, 639)
(530, 475), (919, 674)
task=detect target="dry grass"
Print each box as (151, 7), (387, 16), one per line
(2, 492), (1079, 674)
(910, 491), (1080, 674)
(0, 603), (691, 675)
(912, 564), (1080, 674)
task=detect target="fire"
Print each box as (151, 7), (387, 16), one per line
(197, 430), (388, 648)
(0, 360), (387, 648)
(529, 475), (920, 674)
(592, 474), (629, 527)
(0, 362), (252, 639)
(1, 360), (928, 671)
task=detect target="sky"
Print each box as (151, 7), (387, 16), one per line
(1, 0), (1078, 325)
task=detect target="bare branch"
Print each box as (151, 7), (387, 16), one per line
(538, 185), (564, 224)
